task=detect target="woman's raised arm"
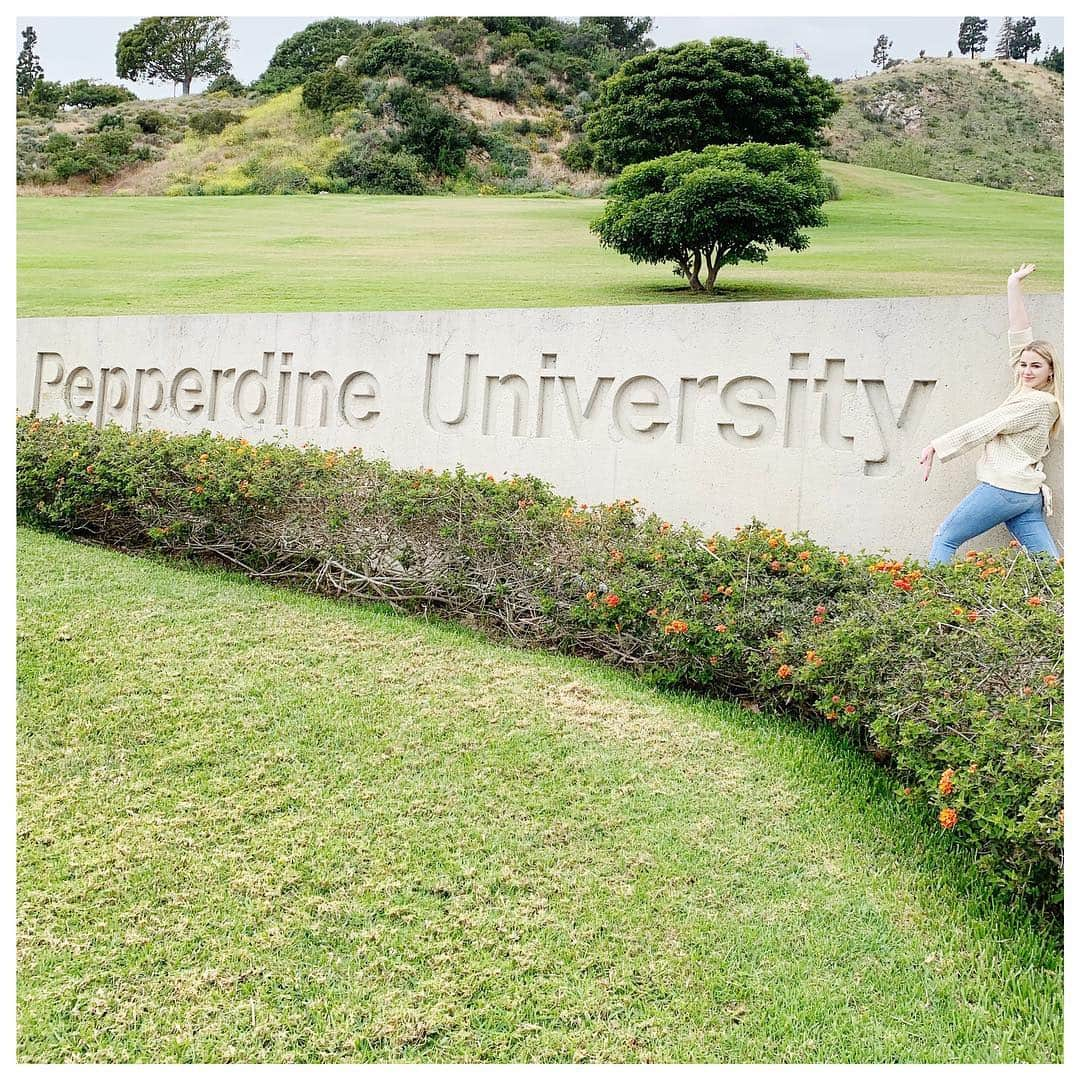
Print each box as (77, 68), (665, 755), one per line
(1008, 263), (1036, 332)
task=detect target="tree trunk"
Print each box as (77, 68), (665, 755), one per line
(182, 77), (192, 95)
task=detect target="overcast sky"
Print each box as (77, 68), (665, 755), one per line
(15, 13), (1066, 99)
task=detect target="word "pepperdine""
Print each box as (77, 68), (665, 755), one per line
(31, 349), (935, 475)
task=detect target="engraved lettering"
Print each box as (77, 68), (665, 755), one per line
(862, 378), (938, 477)
(423, 353), (476, 433)
(483, 374), (530, 436)
(63, 366), (95, 414)
(613, 375), (670, 441)
(338, 370), (380, 428)
(170, 368), (206, 419)
(718, 376), (777, 446)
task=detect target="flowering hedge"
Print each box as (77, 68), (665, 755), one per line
(16, 417), (1064, 912)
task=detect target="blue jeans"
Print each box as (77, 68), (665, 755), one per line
(928, 482), (1058, 565)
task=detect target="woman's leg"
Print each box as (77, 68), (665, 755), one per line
(1005, 496), (1059, 558)
(928, 484), (1019, 565)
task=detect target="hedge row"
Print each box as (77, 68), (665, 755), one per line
(16, 417), (1064, 913)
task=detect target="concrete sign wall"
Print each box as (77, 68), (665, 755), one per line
(17, 295), (1063, 557)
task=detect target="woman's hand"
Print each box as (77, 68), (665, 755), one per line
(918, 444), (935, 482)
(1009, 263), (1037, 283)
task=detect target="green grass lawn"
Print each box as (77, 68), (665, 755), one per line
(16, 162), (1062, 317)
(17, 526), (1062, 1063)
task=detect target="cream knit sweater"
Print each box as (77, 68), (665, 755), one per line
(931, 326), (1059, 496)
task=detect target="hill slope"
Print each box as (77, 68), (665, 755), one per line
(822, 56), (1062, 196)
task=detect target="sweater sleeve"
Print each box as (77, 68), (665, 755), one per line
(1009, 325), (1034, 369)
(931, 396), (1057, 463)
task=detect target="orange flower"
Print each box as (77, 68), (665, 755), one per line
(939, 808), (958, 830)
(714, 623), (728, 633)
(1009, 539), (1021, 548)
(893, 577), (912, 591)
(1021, 686), (1033, 696)
(653, 551), (664, 562)
(700, 592), (711, 602)
(938, 768), (956, 796)
(825, 711), (837, 720)
(797, 550), (811, 561)
(966, 611), (979, 623)
(777, 664), (793, 679)
(844, 704), (856, 715)
(585, 590), (597, 601)
(85, 465), (94, 474)
(769, 560), (782, 571)
(605, 594), (620, 607)
(1043, 674), (1059, 687)
(194, 484), (204, 494)
(815, 605), (827, 615)
(902, 787), (912, 797)
(659, 521), (670, 533)
(610, 549), (624, 563)
(664, 619), (689, 635)
(199, 453), (209, 462)
(324, 452), (337, 468)
(768, 537), (779, 548)
(952, 606), (966, 617)
(967, 763), (978, 774)
(709, 655), (719, 665)
(647, 608), (658, 617)
(811, 614), (824, 625)
(1026, 596), (1044, 606)
(838, 555), (849, 566)
(805, 650), (821, 665)
(706, 539), (718, 553)
(831, 695), (842, 704)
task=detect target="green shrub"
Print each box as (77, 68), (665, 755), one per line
(188, 109), (243, 136)
(328, 143), (427, 193)
(62, 79), (137, 108)
(94, 112), (125, 132)
(15, 416), (1064, 915)
(27, 78), (64, 118)
(559, 136), (595, 171)
(134, 109), (167, 134)
(387, 86), (477, 174)
(480, 130), (530, 178)
(356, 33), (459, 88)
(205, 71), (246, 95)
(301, 67), (364, 116)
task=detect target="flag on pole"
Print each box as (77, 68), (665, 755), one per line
(794, 42), (812, 61)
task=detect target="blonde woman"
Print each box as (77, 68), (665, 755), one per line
(919, 264), (1062, 565)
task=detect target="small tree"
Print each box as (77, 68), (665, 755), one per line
(995, 18), (1015, 59)
(17, 25), (44, 97)
(957, 17), (989, 59)
(253, 17), (365, 95)
(584, 37), (840, 173)
(1010, 17), (1041, 62)
(1039, 45), (1064, 74)
(590, 143), (830, 294)
(115, 16), (232, 95)
(872, 35), (892, 69)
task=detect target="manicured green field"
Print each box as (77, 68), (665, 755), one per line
(17, 527), (1062, 1063)
(17, 162), (1062, 317)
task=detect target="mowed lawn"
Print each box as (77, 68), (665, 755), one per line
(17, 527), (1062, 1064)
(16, 161), (1062, 317)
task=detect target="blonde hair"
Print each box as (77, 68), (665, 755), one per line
(1018, 339), (1063, 438)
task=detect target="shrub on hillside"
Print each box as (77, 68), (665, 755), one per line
(206, 72), (246, 95)
(301, 67), (365, 116)
(386, 86), (478, 174)
(94, 112), (125, 132)
(188, 109), (243, 136)
(559, 136), (595, 171)
(328, 142), (427, 193)
(62, 79), (137, 108)
(356, 34), (459, 89)
(15, 416), (1064, 914)
(44, 128), (135, 182)
(134, 109), (168, 134)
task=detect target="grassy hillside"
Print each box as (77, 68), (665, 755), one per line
(17, 527), (1063, 1062)
(17, 48), (1061, 200)
(823, 57), (1063, 196)
(16, 162), (1062, 317)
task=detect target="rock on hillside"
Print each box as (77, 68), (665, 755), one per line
(823, 56), (1062, 195)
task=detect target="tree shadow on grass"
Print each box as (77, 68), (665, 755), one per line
(627, 279), (854, 303)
